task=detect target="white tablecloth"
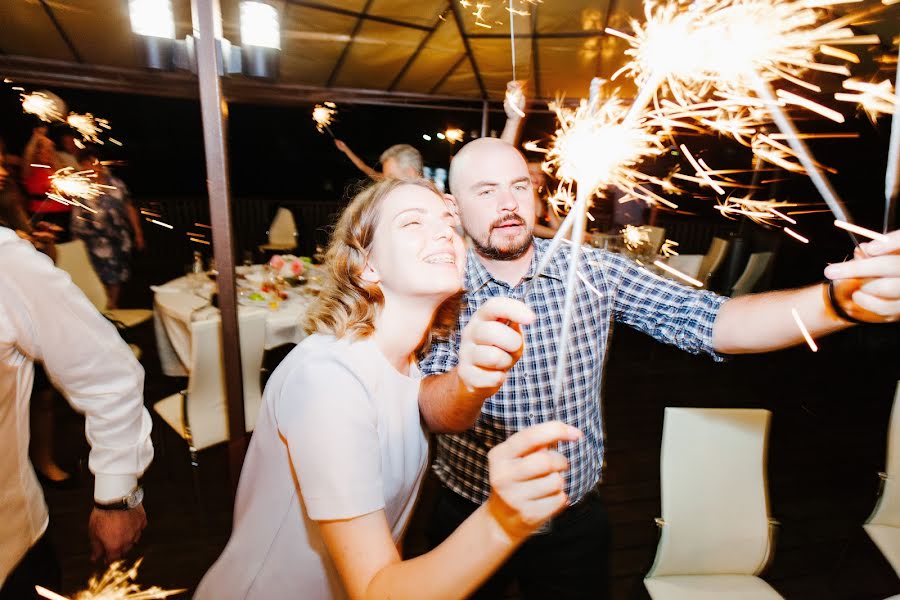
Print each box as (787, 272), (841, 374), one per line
(153, 270), (318, 377)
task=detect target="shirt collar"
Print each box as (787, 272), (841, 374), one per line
(464, 237), (565, 293)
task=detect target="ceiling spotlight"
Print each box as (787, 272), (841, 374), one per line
(241, 2), (280, 49)
(128, 0), (175, 39)
(422, 134), (432, 141)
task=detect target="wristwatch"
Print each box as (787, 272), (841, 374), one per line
(94, 486), (144, 511)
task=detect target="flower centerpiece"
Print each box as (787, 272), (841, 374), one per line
(268, 254), (305, 286)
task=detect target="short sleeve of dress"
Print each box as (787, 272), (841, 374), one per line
(275, 357), (384, 521)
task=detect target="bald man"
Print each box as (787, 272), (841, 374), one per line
(419, 137), (900, 598)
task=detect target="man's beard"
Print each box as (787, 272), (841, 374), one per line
(470, 213), (532, 261)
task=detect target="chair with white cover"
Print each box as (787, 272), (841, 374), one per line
(864, 381), (900, 576)
(730, 251), (774, 297)
(55, 239), (153, 329)
(697, 237), (730, 287)
(258, 207), (298, 253)
(153, 309), (267, 455)
(644, 408), (783, 600)
(645, 225), (666, 256)
(664, 255), (703, 280)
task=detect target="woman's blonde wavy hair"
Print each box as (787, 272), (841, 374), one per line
(303, 177), (462, 355)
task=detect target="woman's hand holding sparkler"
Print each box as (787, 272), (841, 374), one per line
(485, 421), (582, 542)
(825, 230), (900, 324)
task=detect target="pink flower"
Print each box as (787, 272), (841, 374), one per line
(269, 255), (285, 270)
(290, 260), (303, 275)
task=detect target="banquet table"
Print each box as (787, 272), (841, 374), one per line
(153, 264), (323, 377)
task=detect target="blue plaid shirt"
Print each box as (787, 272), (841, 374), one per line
(421, 237), (727, 506)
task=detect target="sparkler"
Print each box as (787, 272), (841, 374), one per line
(835, 79), (896, 120)
(525, 77), (675, 414)
(48, 167), (116, 205)
(791, 308), (818, 352)
(622, 224), (651, 250)
(607, 0), (894, 245)
(660, 238), (679, 256)
(834, 219), (891, 242)
(312, 102), (337, 138)
(886, 43), (900, 232)
(35, 559), (184, 600)
(653, 259), (703, 287)
(21, 91), (64, 122)
(445, 128), (465, 143)
(67, 112), (112, 144)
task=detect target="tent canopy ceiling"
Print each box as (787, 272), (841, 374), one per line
(0, 0), (896, 107)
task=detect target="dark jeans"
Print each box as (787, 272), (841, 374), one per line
(427, 485), (611, 599)
(0, 532), (61, 600)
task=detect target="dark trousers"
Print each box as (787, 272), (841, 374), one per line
(427, 485), (611, 599)
(0, 532), (61, 600)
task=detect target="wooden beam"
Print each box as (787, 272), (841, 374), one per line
(448, 1), (487, 99)
(286, 0), (430, 32)
(388, 3), (451, 92)
(38, 0), (83, 63)
(326, 0), (374, 87)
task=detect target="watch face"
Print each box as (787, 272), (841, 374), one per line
(126, 486), (144, 509)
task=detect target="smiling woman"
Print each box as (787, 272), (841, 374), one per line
(194, 178), (581, 600)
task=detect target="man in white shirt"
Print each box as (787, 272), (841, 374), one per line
(0, 224), (153, 598)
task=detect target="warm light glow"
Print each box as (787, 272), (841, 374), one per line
(835, 78), (895, 120)
(36, 559), (183, 599)
(240, 1), (281, 49)
(49, 168), (115, 204)
(540, 84), (670, 211)
(608, 0), (888, 178)
(445, 128), (465, 143)
(67, 113), (111, 144)
(312, 103), (336, 135)
(128, 0), (175, 39)
(21, 92), (64, 122)
(622, 224), (651, 250)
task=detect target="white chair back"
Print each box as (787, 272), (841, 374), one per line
(647, 408), (773, 578)
(867, 382), (900, 527)
(645, 225), (666, 255)
(731, 251), (774, 297)
(698, 237), (730, 286)
(664, 255), (703, 280)
(184, 310), (267, 450)
(55, 239), (108, 311)
(267, 207), (298, 247)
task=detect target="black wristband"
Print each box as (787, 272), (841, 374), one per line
(826, 280), (869, 325)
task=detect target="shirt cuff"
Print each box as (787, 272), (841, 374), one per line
(94, 473), (138, 503)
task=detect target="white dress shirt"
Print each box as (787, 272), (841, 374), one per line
(0, 227), (153, 585)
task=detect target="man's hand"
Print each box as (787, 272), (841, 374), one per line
(824, 230), (900, 323)
(457, 297), (535, 396)
(89, 506), (147, 563)
(334, 139), (349, 153)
